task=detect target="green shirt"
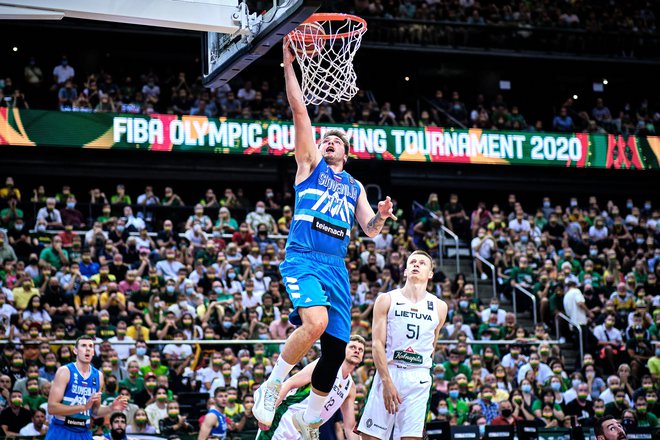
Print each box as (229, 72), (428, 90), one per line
(24, 394), (47, 411)
(39, 247), (69, 270)
(119, 376), (145, 395)
(0, 207), (23, 228)
(446, 398), (469, 424)
(636, 411), (658, 427)
(442, 361), (472, 381)
(140, 364), (169, 377)
(111, 195), (132, 204)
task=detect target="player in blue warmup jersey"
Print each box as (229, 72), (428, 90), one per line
(198, 387), (229, 440)
(46, 335), (128, 440)
(253, 40), (397, 440)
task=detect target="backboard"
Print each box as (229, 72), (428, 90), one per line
(202, 0), (321, 89)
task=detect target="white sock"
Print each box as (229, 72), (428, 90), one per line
(303, 390), (326, 423)
(269, 357), (294, 383)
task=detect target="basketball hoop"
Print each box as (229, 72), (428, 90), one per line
(286, 13), (367, 105)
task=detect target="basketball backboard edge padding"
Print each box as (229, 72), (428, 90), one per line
(202, 0), (321, 89)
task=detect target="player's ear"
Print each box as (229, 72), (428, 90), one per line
(403, 267), (408, 278)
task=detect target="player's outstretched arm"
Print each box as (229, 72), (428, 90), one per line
(340, 384), (359, 440)
(355, 183), (398, 238)
(275, 359), (319, 407)
(371, 293), (401, 414)
(283, 40), (319, 182)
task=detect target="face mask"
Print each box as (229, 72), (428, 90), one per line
(502, 408), (512, 417)
(11, 398), (23, 406)
(530, 360), (539, 368)
(656, 348), (660, 356)
(214, 287), (223, 295)
(135, 416), (147, 424)
(256, 207), (265, 214)
(615, 398), (624, 405)
(228, 273), (236, 280)
(37, 225), (46, 232)
(594, 408), (605, 416)
(490, 304), (498, 312)
(13, 359), (23, 367)
(438, 407), (449, 415)
(259, 334), (270, 340)
(168, 410), (179, 417)
(542, 412), (553, 419)
(223, 321), (233, 329)
(572, 379), (582, 389)
(459, 300), (468, 309)
(522, 384), (532, 393)
(647, 397), (657, 405)
(156, 395), (168, 403)
(255, 271), (264, 279)
(166, 286), (175, 294)
(482, 393), (493, 401)
(14, 224), (23, 231)
(117, 226), (125, 232)
(106, 383), (117, 392)
(136, 347), (147, 356)
(637, 406), (647, 414)
(550, 382), (561, 392)
(146, 382), (157, 390)
(185, 288), (194, 295)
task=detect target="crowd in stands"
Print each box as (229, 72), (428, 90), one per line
(349, 0), (658, 34)
(0, 174), (658, 437)
(3, 54), (658, 138)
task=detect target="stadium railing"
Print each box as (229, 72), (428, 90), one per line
(412, 201), (460, 273)
(472, 255), (496, 299)
(555, 312), (584, 361)
(513, 285), (538, 326)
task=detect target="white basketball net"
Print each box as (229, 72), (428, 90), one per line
(286, 15), (366, 105)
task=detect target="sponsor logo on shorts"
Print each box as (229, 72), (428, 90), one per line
(366, 419), (373, 428)
(312, 217), (346, 240)
(393, 350), (423, 364)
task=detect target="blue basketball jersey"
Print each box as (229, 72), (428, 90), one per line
(208, 407), (227, 438)
(286, 158), (361, 258)
(55, 363), (101, 428)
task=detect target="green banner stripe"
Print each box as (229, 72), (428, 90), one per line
(1, 109), (658, 169)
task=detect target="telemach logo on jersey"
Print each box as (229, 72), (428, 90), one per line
(393, 346), (424, 364)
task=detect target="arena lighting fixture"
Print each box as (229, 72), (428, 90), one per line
(12, 46), (17, 51)
(404, 76), (410, 81)
(573, 94), (578, 100)
(603, 79), (609, 85)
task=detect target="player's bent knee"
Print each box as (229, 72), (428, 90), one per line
(300, 307), (328, 338)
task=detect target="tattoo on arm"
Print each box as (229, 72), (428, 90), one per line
(366, 214), (386, 235)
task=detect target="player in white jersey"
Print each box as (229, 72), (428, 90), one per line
(256, 335), (365, 440)
(358, 250), (447, 440)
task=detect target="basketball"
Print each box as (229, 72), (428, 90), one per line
(291, 22), (326, 58)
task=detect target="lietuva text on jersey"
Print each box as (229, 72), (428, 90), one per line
(287, 159), (360, 258)
(386, 290), (440, 369)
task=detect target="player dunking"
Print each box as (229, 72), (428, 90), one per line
(358, 250), (448, 440)
(256, 335), (365, 440)
(253, 40), (396, 439)
(46, 335), (128, 440)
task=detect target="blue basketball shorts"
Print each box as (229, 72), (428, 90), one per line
(279, 250), (351, 342)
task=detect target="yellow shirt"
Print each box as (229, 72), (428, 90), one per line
(127, 325), (150, 341)
(99, 291), (126, 309)
(648, 356), (660, 377)
(12, 287), (40, 310)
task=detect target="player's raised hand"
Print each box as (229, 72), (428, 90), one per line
(85, 392), (102, 411)
(377, 196), (398, 221)
(111, 395), (129, 411)
(382, 381), (402, 414)
(283, 38), (296, 67)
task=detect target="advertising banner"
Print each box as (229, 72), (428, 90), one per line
(1, 108), (658, 169)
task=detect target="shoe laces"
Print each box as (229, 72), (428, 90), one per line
(263, 380), (281, 411)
